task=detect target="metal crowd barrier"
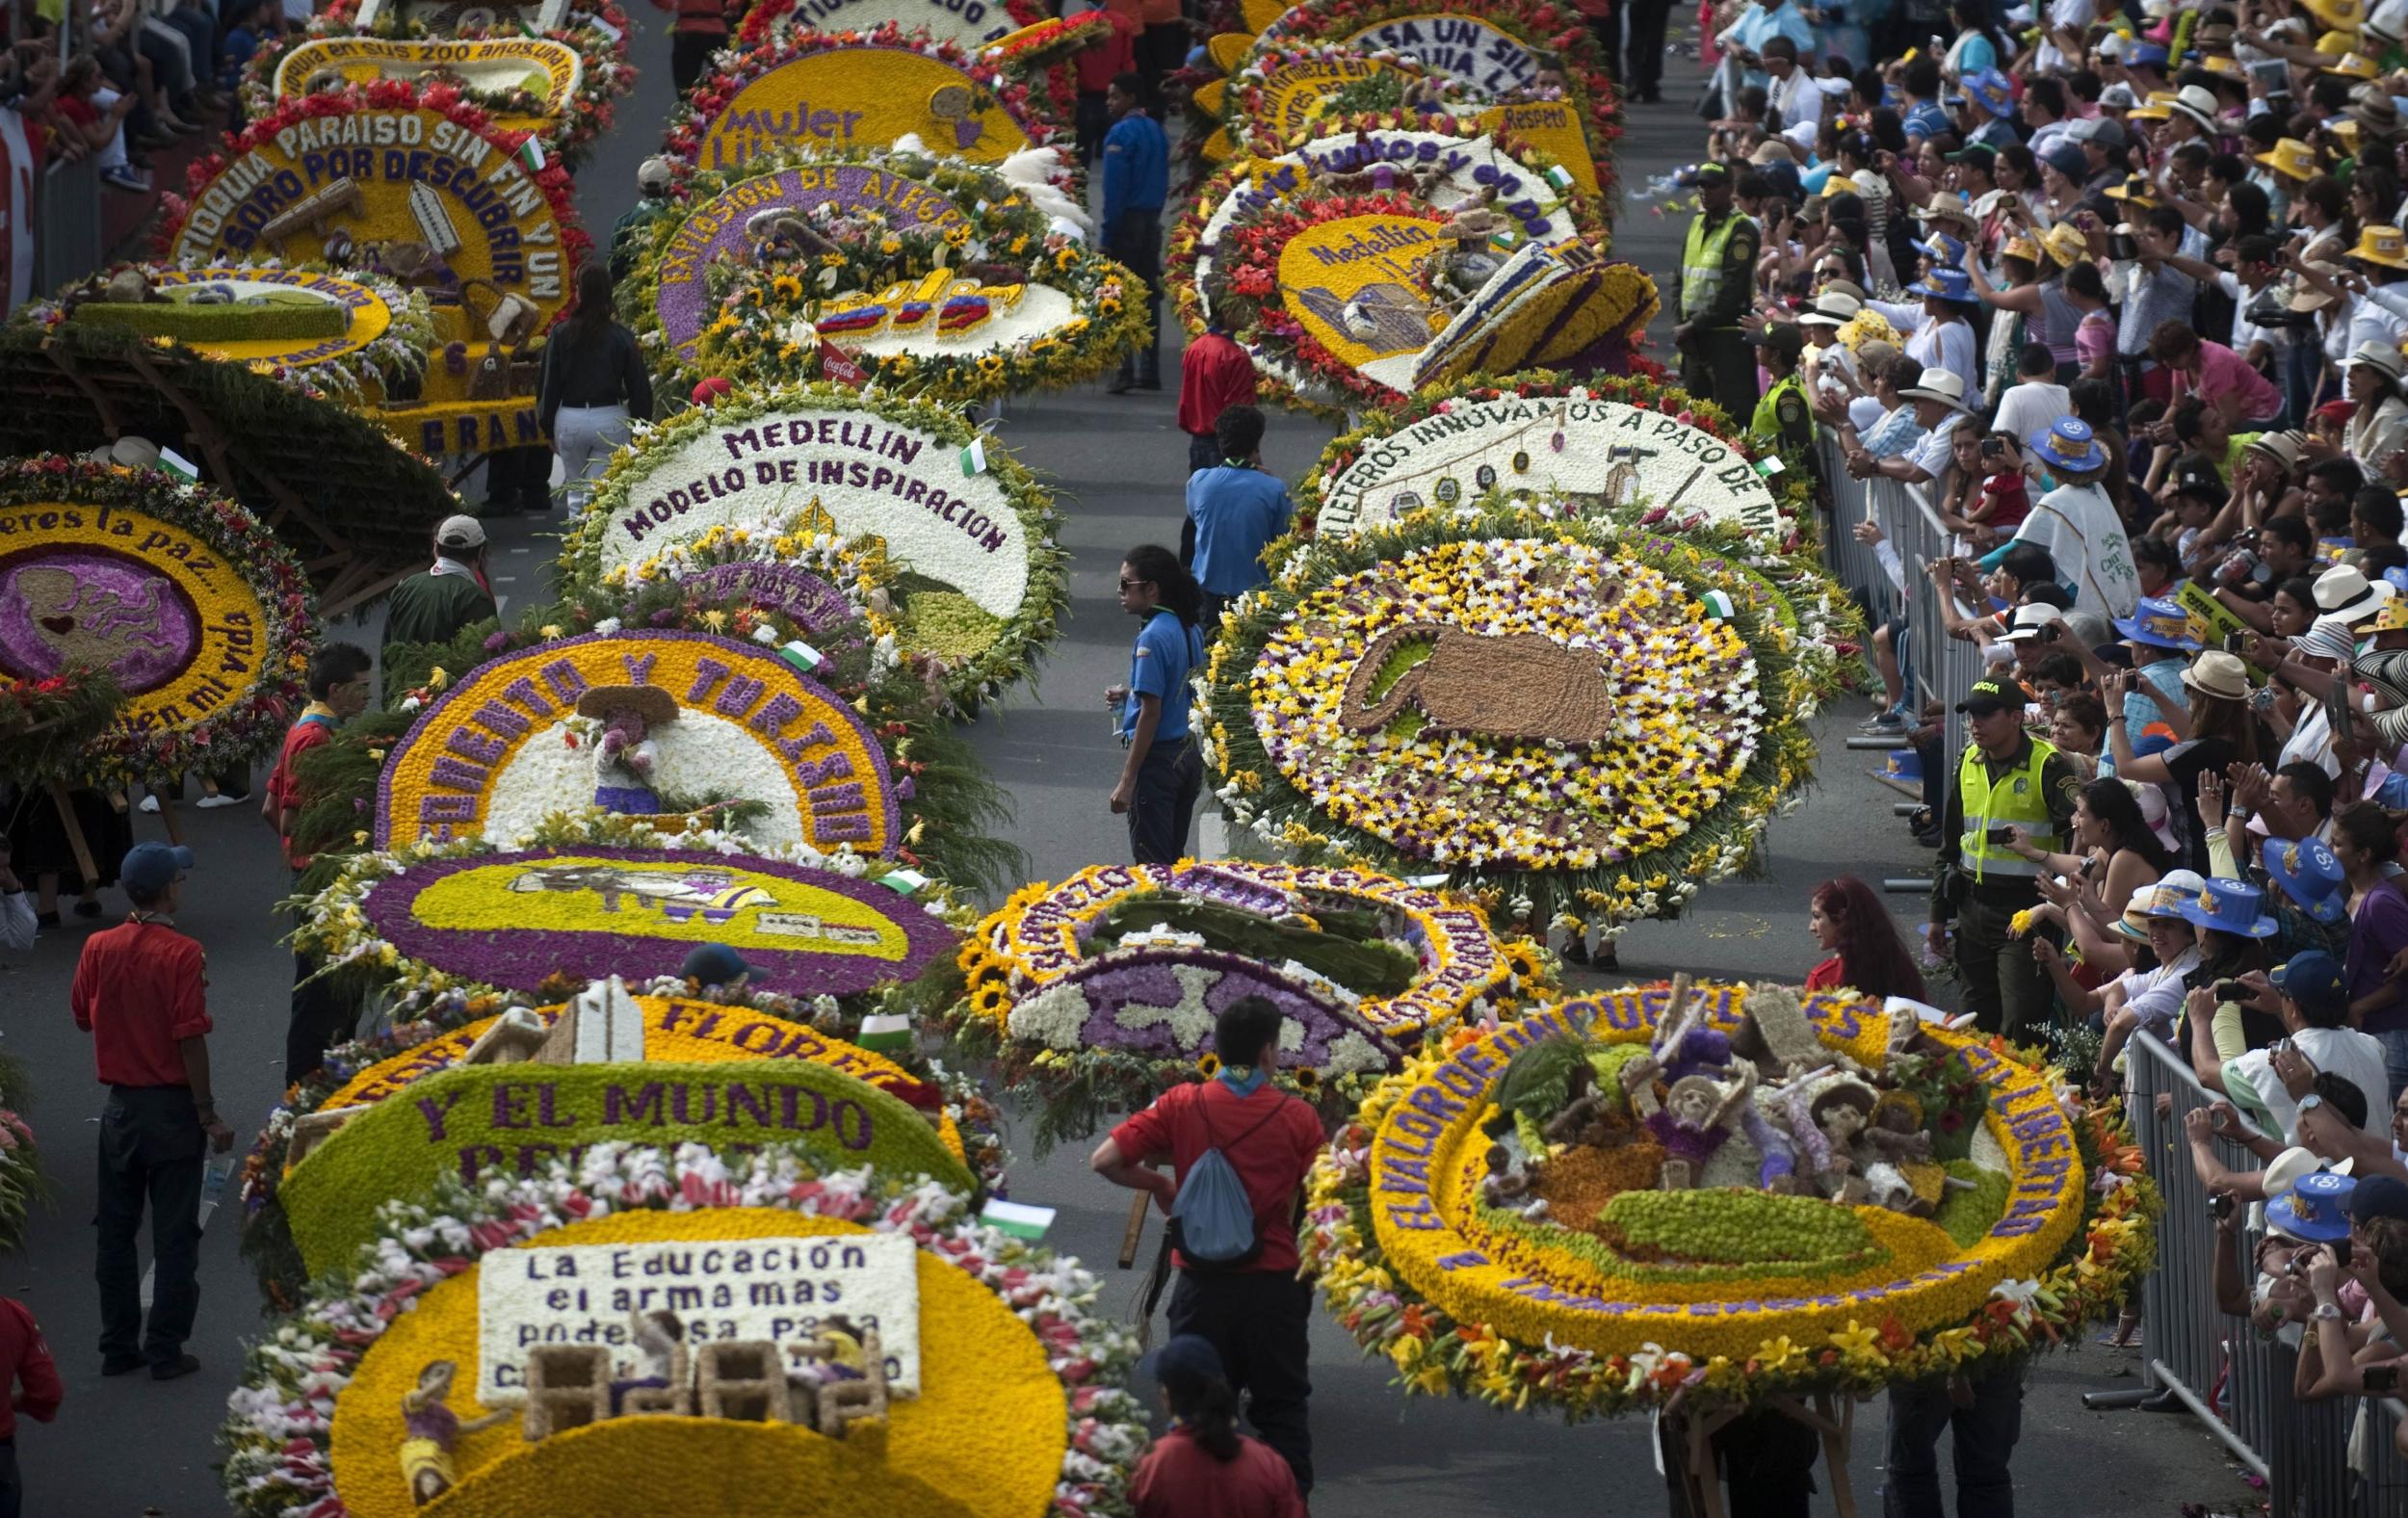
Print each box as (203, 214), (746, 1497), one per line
(29, 157), (102, 303)
(2095, 1032), (2357, 1515)
(2373, 1400), (2408, 1509)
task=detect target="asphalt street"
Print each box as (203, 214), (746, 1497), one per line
(0, 17), (2243, 1515)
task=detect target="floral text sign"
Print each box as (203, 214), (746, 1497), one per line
(478, 1230), (924, 1400)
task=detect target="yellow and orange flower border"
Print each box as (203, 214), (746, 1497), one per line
(1198, 502), (1858, 931)
(1301, 984), (2160, 1417)
(0, 456), (316, 782)
(221, 1146), (1147, 1518)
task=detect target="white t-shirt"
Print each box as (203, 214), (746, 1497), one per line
(1905, 411), (1964, 484)
(1908, 318), (1977, 396)
(2037, 0), (2095, 71)
(1995, 380), (2071, 448)
(2119, 946), (2202, 1032)
(2225, 1025), (2393, 1144)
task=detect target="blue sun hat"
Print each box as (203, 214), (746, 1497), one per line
(1907, 266), (1977, 303)
(1921, 230), (1969, 267)
(1959, 68), (2016, 117)
(2034, 416), (2107, 476)
(2178, 877), (2280, 937)
(2111, 595), (2203, 652)
(2267, 1170), (2357, 1243)
(2263, 836), (2347, 924)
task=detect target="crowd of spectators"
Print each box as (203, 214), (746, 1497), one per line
(1684, 0), (2408, 1477)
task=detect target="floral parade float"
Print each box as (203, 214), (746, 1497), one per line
(1196, 179), (1654, 418)
(734, 0), (1053, 50)
(239, 971), (1007, 1304)
(1200, 503), (1854, 938)
(622, 145), (1093, 373)
(293, 809), (964, 1006)
(663, 23), (1074, 180)
(1294, 370), (1810, 548)
(1304, 978), (2158, 1501)
(1183, 0), (1620, 195)
(222, 1145), (1145, 1518)
(162, 82), (590, 460)
(560, 386), (1067, 706)
(236, 0), (637, 170)
(945, 858), (1552, 1146)
(0, 456), (314, 787)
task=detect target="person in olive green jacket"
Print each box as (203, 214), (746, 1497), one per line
(380, 516), (497, 684)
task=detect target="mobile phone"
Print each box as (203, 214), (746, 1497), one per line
(2224, 632), (2251, 655)
(2110, 233), (2140, 261)
(1986, 825), (2015, 846)
(2368, 1364), (2400, 1394)
(1981, 438), (2005, 458)
(2214, 979), (2248, 1001)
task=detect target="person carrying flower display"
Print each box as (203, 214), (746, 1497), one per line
(261, 642), (373, 1082)
(380, 518), (497, 686)
(1092, 997), (1325, 1497)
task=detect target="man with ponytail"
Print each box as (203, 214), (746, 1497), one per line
(1132, 1336), (1307, 1518)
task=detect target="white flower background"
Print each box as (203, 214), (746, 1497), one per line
(482, 711), (810, 848)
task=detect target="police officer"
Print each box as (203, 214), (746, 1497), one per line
(1671, 162), (1760, 424)
(1747, 321), (1812, 451)
(1928, 676), (2082, 1038)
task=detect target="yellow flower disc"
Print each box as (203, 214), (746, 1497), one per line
(329, 1210), (1068, 1518)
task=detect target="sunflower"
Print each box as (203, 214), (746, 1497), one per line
(971, 983), (1011, 1019)
(1291, 1066), (1321, 1092)
(1503, 942), (1545, 985)
(1197, 1052), (1222, 1078)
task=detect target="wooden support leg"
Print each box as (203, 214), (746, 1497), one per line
(45, 783), (97, 891)
(1819, 1392), (1857, 1518)
(154, 793), (184, 847)
(1117, 1190), (1150, 1269)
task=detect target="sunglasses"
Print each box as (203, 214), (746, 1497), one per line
(1117, 577), (1151, 590)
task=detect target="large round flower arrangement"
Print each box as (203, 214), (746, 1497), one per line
(235, 0), (637, 166)
(294, 809), (969, 1003)
(561, 385), (1068, 706)
(1201, 504), (1854, 930)
(1293, 371), (1813, 549)
(621, 145), (1075, 369)
(683, 225), (1147, 404)
(237, 976), (1004, 1300)
(222, 1145), (1146, 1518)
(1304, 984), (2159, 1418)
(661, 25), (1069, 174)
(17, 262), (436, 408)
(370, 628), (903, 854)
(1169, 111), (1600, 341)
(0, 456), (314, 781)
(1244, 0), (1622, 184)
(947, 858), (1554, 1143)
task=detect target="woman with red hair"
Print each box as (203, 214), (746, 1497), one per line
(1805, 876), (1929, 1001)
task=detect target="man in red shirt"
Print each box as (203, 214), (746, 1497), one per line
(262, 642), (373, 1080)
(1177, 325), (1258, 564)
(0, 1295), (61, 1517)
(1092, 997), (1323, 1495)
(1067, 0), (1138, 166)
(650, 0), (732, 93)
(69, 842), (230, 1381)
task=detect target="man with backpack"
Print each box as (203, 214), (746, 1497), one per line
(1091, 996), (1324, 1495)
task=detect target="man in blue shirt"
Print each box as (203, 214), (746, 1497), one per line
(1101, 71), (1168, 394)
(1186, 406), (1294, 627)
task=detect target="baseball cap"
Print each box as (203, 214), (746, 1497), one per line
(681, 943), (770, 985)
(434, 513), (487, 551)
(2100, 82), (2141, 109)
(2351, 1174), (2408, 1223)
(637, 157), (673, 191)
(1680, 161), (1734, 187)
(2271, 950), (2349, 1022)
(1956, 676), (2032, 714)
(120, 842), (194, 898)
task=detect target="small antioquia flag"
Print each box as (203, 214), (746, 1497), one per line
(518, 137), (545, 173)
(960, 435), (988, 476)
(979, 1198), (1055, 1241)
(156, 446), (199, 484)
(856, 1012), (914, 1053)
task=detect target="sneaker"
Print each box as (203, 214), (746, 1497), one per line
(100, 166), (150, 194)
(1860, 709), (1908, 733)
(138, 794), (161, 813)
(195, 793), (247, 809)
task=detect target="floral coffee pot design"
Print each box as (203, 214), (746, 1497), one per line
(1339, 622), (1615, 746)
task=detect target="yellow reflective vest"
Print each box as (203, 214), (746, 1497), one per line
(1681, 211), (1746, 326)
(1957, 737), (2065, 883)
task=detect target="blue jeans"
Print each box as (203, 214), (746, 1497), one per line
(1882, 1365), (2023, 1518)
(2375, 1028), (2408, 1108)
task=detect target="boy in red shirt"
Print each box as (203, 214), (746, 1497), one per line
(1092, 997), (1323, 1495)
(261, 642), (372, 1080)
(0, 1295), (60, 1516)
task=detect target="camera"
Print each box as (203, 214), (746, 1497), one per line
(1986, 825), (2017, 846)
(2209, 1191), (2237, 1220)
(1980, 437), (2005, 458)
(2214, 979), (2249, 1001)
(2110, 232), (2140, 261)
(2223, 631), (2253, 655)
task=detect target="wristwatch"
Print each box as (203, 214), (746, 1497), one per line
(2314, 1303), (2344, 1322)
